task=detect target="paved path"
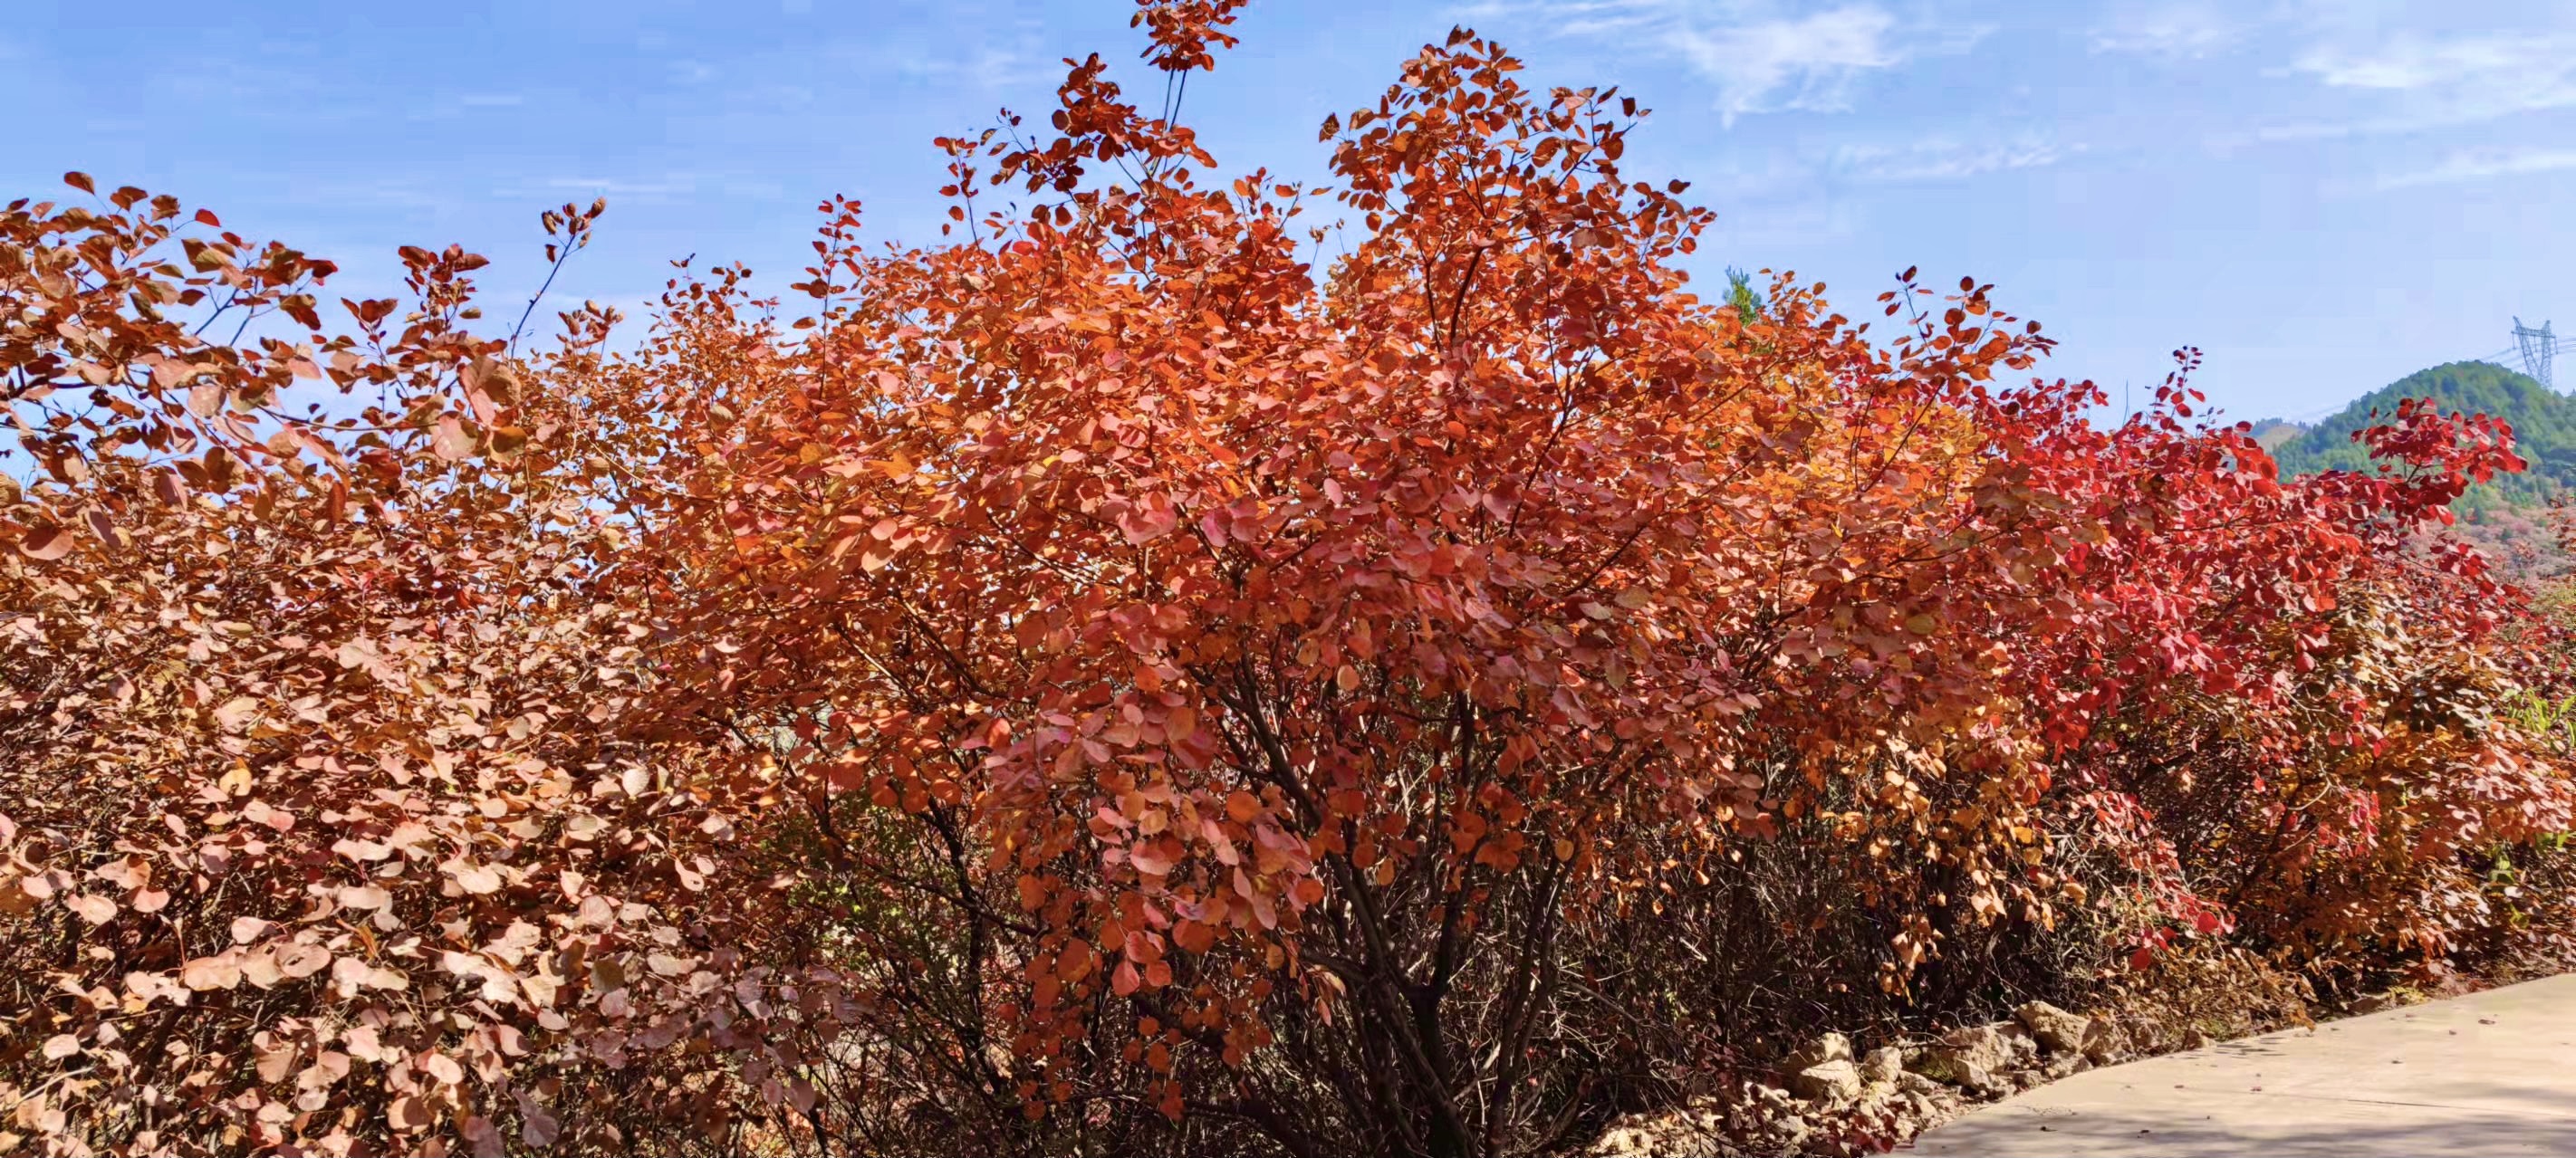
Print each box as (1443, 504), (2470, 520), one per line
(1907, 973), (2576, 1155)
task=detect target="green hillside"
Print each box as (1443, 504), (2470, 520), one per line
(2269, 360), (2576, 514)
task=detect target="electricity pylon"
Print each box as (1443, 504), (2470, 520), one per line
(2514, 317), (2556, 388)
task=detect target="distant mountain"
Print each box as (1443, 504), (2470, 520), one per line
(2247, 417), (2308, 452)
(2268, 360), (2576, 515)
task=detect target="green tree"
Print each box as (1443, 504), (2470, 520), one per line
(1725, 265), (1764, 323)
(2273, 360), (2576, 512)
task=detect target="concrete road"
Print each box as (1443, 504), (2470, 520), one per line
(1907, 973), (2576, 1156)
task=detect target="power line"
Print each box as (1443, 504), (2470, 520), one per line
(2471, 341), (2576, 365)
(2467, 329), (2575, 380)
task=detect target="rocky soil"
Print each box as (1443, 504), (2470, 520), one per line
(1582, 1000), (2170, 1157)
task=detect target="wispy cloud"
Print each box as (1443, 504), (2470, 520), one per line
(889, 45), (1052, 91)
(409, 91), (528, 123)
(1831, 136), (2071, 183)
(816, 24), (1056, 94)
(2292, 32), (2566, 92)
(1677, 7), (1913, 124)
(1706, 199), (1866, 251)
(479, 174), (711, 205)
(283, 177), (457, 216)
(1456, 2), (1985, 126)
(2377, 146), (2576, 189)
(536, 175), (703, 198)
(514, 172), (789, 207)
(2088, 1), (2241, 60)
(2265, 28), (2576, 138)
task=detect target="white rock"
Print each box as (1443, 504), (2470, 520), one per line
(1860, 1045), (1905, 1083)
(1789, 1058), (1864, 1105)
(2014, 1000), (2092, 1054)
(1786, 1030), (1855, 1071)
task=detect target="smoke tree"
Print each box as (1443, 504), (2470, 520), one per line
(4, 5), (2570, 1156)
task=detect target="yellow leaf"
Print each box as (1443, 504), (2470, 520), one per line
(212, 697), (258, 733)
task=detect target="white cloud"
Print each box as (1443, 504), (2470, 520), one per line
(2274, 28), (2576, 134)
(288, 177), (454, 215)
(1675, 7), (1909, 124)
(2294, 32), (2571, 92)
(2089, 1), (2241, 60)
(526, 175), (705, 200)
(409, 91), (530, 123)
(901, 45), (1048, 91)
(822, 35), (1052, 92)
(1706, 198), (1865, 249)
(1449, 0), (1658, 34)
(518, 172), (789, 207)
(1831, 136), (2070, 182)
(2378, 146), (2576, 189)
(2201, 15), (2576, 147)
(1456, 2), (1984, 127)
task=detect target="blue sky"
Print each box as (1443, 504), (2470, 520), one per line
(5, 0), (2568, 423)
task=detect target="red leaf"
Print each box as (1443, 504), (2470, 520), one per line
(15, 524), (73, 561)
(1119, 493), (1177, 545)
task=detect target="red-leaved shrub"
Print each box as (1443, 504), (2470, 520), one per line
(5, 5), (2569, 1155)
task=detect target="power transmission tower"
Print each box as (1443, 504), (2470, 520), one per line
(2514, 317), (2556, 388)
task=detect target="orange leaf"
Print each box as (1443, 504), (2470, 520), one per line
(432, 415), (475, 461)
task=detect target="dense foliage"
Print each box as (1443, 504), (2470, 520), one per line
(5, 6), (2571, 1156)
